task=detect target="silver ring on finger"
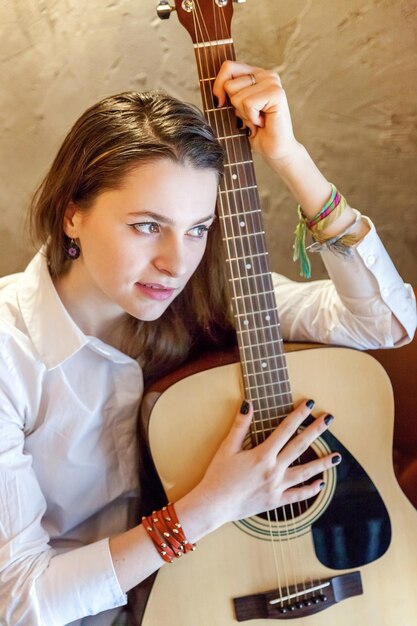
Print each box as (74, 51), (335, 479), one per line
(248, 73), (256, 86)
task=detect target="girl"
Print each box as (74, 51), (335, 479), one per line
(0, 62), (415, 626)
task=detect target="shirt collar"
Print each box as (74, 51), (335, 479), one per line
(17, 251), (89, 370)
(18, 251), (136, 369)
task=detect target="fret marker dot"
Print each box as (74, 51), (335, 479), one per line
(246, 263), (252, 269)
(261, 362), (267, 369)
(243, 319), (249, 326)
(232, 173), (237, 180)
(265, 315), (271, 321)
(240, 221), (245, 227)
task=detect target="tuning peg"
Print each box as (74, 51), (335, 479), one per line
(156, 1), (176, 20)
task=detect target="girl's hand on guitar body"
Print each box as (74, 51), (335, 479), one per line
(187, 399), (340, 533)
(213, 60), (300, 164)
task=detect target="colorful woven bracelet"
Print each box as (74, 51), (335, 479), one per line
(305, 184), (338, 228)
(307, 208), (361, 256)
(293, 184), (349, 278)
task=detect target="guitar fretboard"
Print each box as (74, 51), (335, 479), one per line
(191, 19), (294, 444)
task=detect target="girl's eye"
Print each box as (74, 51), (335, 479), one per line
(187, 225), (211, 239)
(131, 222), (160, 235)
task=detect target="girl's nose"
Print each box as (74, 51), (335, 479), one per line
(153, 234), (188, 278)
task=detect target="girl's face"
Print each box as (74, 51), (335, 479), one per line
(64, 159), (218, 326)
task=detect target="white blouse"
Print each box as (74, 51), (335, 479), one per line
(0, 221), (415, 626)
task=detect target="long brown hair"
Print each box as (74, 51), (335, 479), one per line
(30, 90), (236, 383)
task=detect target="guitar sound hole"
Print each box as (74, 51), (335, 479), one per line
(257, 447), (321, 522)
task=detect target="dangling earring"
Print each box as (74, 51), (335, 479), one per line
(65, 238), (81, 260)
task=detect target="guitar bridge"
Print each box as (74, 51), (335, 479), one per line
(233, 572), (363, 621)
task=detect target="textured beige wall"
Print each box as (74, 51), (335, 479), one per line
(1, 0), (416, 283)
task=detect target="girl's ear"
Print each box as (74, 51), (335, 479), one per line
(63, 202), (81, 238)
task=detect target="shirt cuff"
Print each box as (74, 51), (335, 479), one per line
(35, 539), (127, 624)
(320, 217), (417, 345)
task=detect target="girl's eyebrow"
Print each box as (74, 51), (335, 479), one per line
(127, 211), (216, 227)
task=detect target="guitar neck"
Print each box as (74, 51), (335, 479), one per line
(176, 0), (293, 437)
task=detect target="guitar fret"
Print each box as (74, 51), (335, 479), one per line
(219, 185), (257, 194)
(221, 209), (262, 221)
(227, 252), (268, 263)
(253, 410), (293, 422)
(219, 134), (247, 141)
(235, 306), (275, 317)
(238, 319), (277, 330)
(242, 339), (286, 358)
(245, 381), (289, 390)
(223, 231), (265, 241)
(229, 271), (271, 281)
(218, 196), (260, 206)
(205, 106), (234, 113)
(238, 323), (281, 333)
(251, 403), (292, 415)
(224, 160), (253, 167)
(239, 338), (283, 349)
(233, 293), (274, 303)
(247, 380), (289, 391)
(242, 344), (284, 356)
(249, 390), (291, 401)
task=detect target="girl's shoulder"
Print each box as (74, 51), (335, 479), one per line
(0, 272), (47, 393)
(0, 315), (45, 433)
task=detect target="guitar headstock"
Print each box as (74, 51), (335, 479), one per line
(157, 1), (243, 43)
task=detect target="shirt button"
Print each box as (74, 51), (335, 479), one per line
(366, 255), (375, 266)
(382, 288), (389, 298)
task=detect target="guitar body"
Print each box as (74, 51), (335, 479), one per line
(141, 347), (417, 624)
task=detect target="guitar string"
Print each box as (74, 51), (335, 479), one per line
(193, 0), (318, 604)
(211, 1), (313, 606)
(199, 0), (324, 604)
(210, 2), (301, 606)
(209, 2), (291, 600)
(205, 2), (286, 586)
(211, 9), (298, 606)
(212, 3), (303, 606)
(194, 0), (290, 605)
(224, 6), (319, 606)
(191, 0), (283, 588)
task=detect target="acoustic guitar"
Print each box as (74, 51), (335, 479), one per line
(136, 2), (417, 624)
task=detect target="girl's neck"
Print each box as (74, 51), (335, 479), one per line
(52, 262), (129, 350)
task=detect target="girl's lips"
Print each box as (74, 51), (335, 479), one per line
(135, 282), (176, 301)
